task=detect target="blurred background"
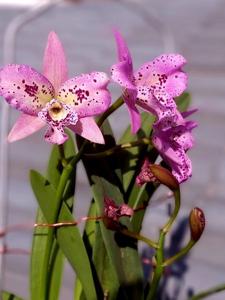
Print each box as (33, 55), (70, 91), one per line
(0, 0), (225, 299)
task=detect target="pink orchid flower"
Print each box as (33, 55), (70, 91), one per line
(111, 30), (187, 133)
(152, 110), (197, 183)
(0, 32), (111, 144)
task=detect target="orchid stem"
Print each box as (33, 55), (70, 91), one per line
(189, 283), (225, 300)
(58, 144), (67, 167)
(84, 138), (152, 158)
(65, 97), (124, 167)
(97, 96), (124, 127)
(147, 187), (181, 300)
(147, 230), (165, 300)
(162, 239), (195, 267)
(120, 228), (158, 249)
(162, 188), (181, 233)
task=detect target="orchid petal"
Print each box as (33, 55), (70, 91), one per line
(181, 108), (198, 118)
(135, 54), (187, 85)
(111, 30), (135, 89)
(171, 151), (192, 183)
(113, 29), (133, 68)
(43, 31), (68, 92)
(125, 95), (141, 133)
(135, 54), (187, 103)
(152, 109), (196, 183)
(136, 86), (176, 119)
(111, 61), (135, 89)
(0, 64), (54, 115)
(8, 113), (45, 142)
(70, 117), (104, 144)
(57, 72), (111, 117)
(165, 71), (188, 97)
(44, 126), (68, 144)
(111, 30), (141, 132)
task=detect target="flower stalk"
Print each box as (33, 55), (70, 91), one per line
(189, 283), (225, 300)
(119, 228), (158, 249)
(84, 137), (152, 158)
(147, 186), (181, 300)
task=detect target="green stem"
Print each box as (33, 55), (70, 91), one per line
(162, 188), (181, 233)
(84, 138), (152, 158)
(65, 97), (124, 169)
(120, 228), (158, 249)
(147, 187), (181, 300)
(58, 144), (67, 167)
(162, 239), (195, 267)
(97, 96), (124, 127)
(189, 283), (225, 300)
(147, 231), (165, 300)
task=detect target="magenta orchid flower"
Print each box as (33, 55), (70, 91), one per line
(111, 30), (187, 133)
(0, 32), (111, 144)
(152, 110), (197, 183)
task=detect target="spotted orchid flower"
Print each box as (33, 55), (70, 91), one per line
(0, 32), (111, 144)
(111, 30), (187, 133)
(152, 110), (197, 183)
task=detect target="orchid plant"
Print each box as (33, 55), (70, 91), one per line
(0, 30), (208, 300)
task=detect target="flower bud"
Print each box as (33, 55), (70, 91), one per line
(189, 207), (205, 241)
(149, 164), (179, 190)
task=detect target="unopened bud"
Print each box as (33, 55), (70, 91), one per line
(149, 164), (179, 190)
(189, 207), (205, 241)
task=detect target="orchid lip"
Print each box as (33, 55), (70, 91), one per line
(38, 99), (78, 125)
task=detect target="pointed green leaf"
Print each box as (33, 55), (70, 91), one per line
(30, 170), (97, 300)
(92, 223), (119, 300)
(176, 92), (191, 112)
(47, 130), (76, 188)
(119, 112), (155, 196)
(30, 177), (57, 300)
(48, 243), (64, 300)
(31, 132), (76, 300)
(76, 120), (122, 187)
(2, 291), (23, 300)
(74, 200), (98, 299)
(92, 176), (144, 300)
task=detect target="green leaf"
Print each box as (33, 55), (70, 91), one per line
(176, 92), (191, 112)
(92, 223), (119, 300)
(119, 112), (155, 198)
(76, 120), (123, 188)
(130, 183), (159, 233)
(30, 181), (57, 300)
(31, 133), (76, 300)
(30, 170), (97, 300)
(74, 200), (97, 300)
(2, 291), (23, 300)
(92, 177), (125, 287)
(74, 279), (84, 300)
(47, 130), (76, 188)
(92, 176), (144, 300)
(48, 243), (64, 300)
